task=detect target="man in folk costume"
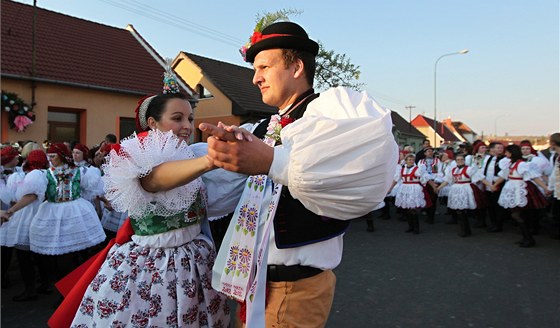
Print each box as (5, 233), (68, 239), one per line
(481, 142), (507, 232)
(418, 147), (442, 223)
(201, 21), (397, 327)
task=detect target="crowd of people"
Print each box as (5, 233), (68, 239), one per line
(0, 19), (558, 328)
(375, 136), (559, 248)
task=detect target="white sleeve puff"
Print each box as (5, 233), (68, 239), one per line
(15, 169), (47, 202)
(102, 130), (203, 219)
(0, 172), (25, 204)
(268, 87), (398, 219)
(468, 166), (484, 184)
(518, 161), (542, 181)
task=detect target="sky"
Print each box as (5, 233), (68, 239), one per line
(14, 0), (560, 137)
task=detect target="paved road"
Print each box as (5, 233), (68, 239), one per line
(2, 208), (559, 328)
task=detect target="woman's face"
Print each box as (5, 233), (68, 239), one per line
(456, 156), (465, 166)
(405, 156), (415, 166)
(72, 149), (84, 163)
(477, 145), (487, 154)
(505, 150), (512, 158)
(441, 153), (449, 162)
(148, 98), (194, 143)
(521, 146), (532, 156)
(48, 153), (62, 167)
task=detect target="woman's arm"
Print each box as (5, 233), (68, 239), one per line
(532, 177), (552, 196)
(140, 156), (214, 193)
(1, 194), (38, 223)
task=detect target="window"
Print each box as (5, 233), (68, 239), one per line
(118, 117), (136, 140)
(196, 84), (213, 99)
(48, 110), (80, 143)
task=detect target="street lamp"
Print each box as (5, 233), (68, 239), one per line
(434, 49), (469, 146)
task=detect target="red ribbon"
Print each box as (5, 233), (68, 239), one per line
(250, 31), (292, 45)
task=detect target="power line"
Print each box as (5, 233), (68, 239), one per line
(96, 0), (243, 47)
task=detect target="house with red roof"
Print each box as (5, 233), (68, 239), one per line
(1, 0), (195, 145)
(411, 114), (462, 146)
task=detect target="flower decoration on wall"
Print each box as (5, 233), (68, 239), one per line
(1, 90), (35, 132)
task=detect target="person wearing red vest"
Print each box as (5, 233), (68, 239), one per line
(436, 154), (485, 237)
(491, 145), (551, 247)
(388, 154), (432, 234)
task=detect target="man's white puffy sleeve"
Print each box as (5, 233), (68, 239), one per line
(268, 87), (398, 220)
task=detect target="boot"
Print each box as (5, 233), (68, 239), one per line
(380, 204), (391, 220)
(405, 212), (414, 233)
(413, 213), (420, 234)
(366, 218), (375, 232)
(446, 211), (458, 224)
(457, 211), (471, 237)
(519, 221), (535, 248)
(474, 211), (487, 228)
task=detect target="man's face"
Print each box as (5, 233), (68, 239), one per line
(252, 49), (298, 109)
(423, 140), (431, 148)
(495, 144), (504, 156)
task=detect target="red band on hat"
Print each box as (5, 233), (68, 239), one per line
(250, 31), (292, 45)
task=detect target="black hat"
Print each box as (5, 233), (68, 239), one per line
(244, 22), (319, 63)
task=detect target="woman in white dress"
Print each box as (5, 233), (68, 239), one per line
(436, 154), (484, 237)
(67, 92), (243, 328)
(0, 149), (51, 301)
(388, 153), (430, 234)
(29, 143), (106, 278)
(491, 145), (551, 247)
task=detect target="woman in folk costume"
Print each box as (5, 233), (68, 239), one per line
(465, 140), (489, 171)
(417, 147), (441, 224)
(388, 153), (431, 234)
(434, 150), (456, 207)
(0, 150), (52, 301)
(435, 154), (485, 237)
(520, 140), (552, 234)
(491, 145), (551, 247)
(72, 143), (104, 217)
(66, 68), (245, 328)
(29, 143), (105, 272)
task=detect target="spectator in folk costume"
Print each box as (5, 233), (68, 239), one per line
(481, 142), (507, 232)
(519, 139), (552, 234)
(435, 150), (456, 218)
(0, 145), (23, 289)
(491, 145), (551, 247)
(415, 138), (431, 163)
(418, 146), (441, 223)
(435, 154), (485, 237)
(29, 143), (106, 279)
(0, 150), (52, 301)
(72, 143), (104, 217)
(201, 20), (397, 327)
(465, 141), (489, 228)
(388, 153), (431, 234)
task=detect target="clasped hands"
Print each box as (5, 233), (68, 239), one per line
(199, 122), (274, 176)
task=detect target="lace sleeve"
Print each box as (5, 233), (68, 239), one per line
(101, 130), (202, 219)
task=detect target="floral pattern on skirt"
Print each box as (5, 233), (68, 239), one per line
(71, 234), (229, 328)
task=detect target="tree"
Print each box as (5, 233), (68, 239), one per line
(252, 10), (363, 91)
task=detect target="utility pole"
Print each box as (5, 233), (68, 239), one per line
(405, 105), (416, 132)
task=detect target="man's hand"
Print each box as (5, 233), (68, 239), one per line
(200, 123), (274, 175)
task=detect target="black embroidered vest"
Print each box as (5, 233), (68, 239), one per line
(253, 89), (351, 249)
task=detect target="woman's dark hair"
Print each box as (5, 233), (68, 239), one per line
(145, 93), (188, 124)
(506, 144), (522, 162)
(455, 153), (465, 160)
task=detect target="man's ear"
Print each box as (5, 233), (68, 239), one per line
(293, 58), (305, 79)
